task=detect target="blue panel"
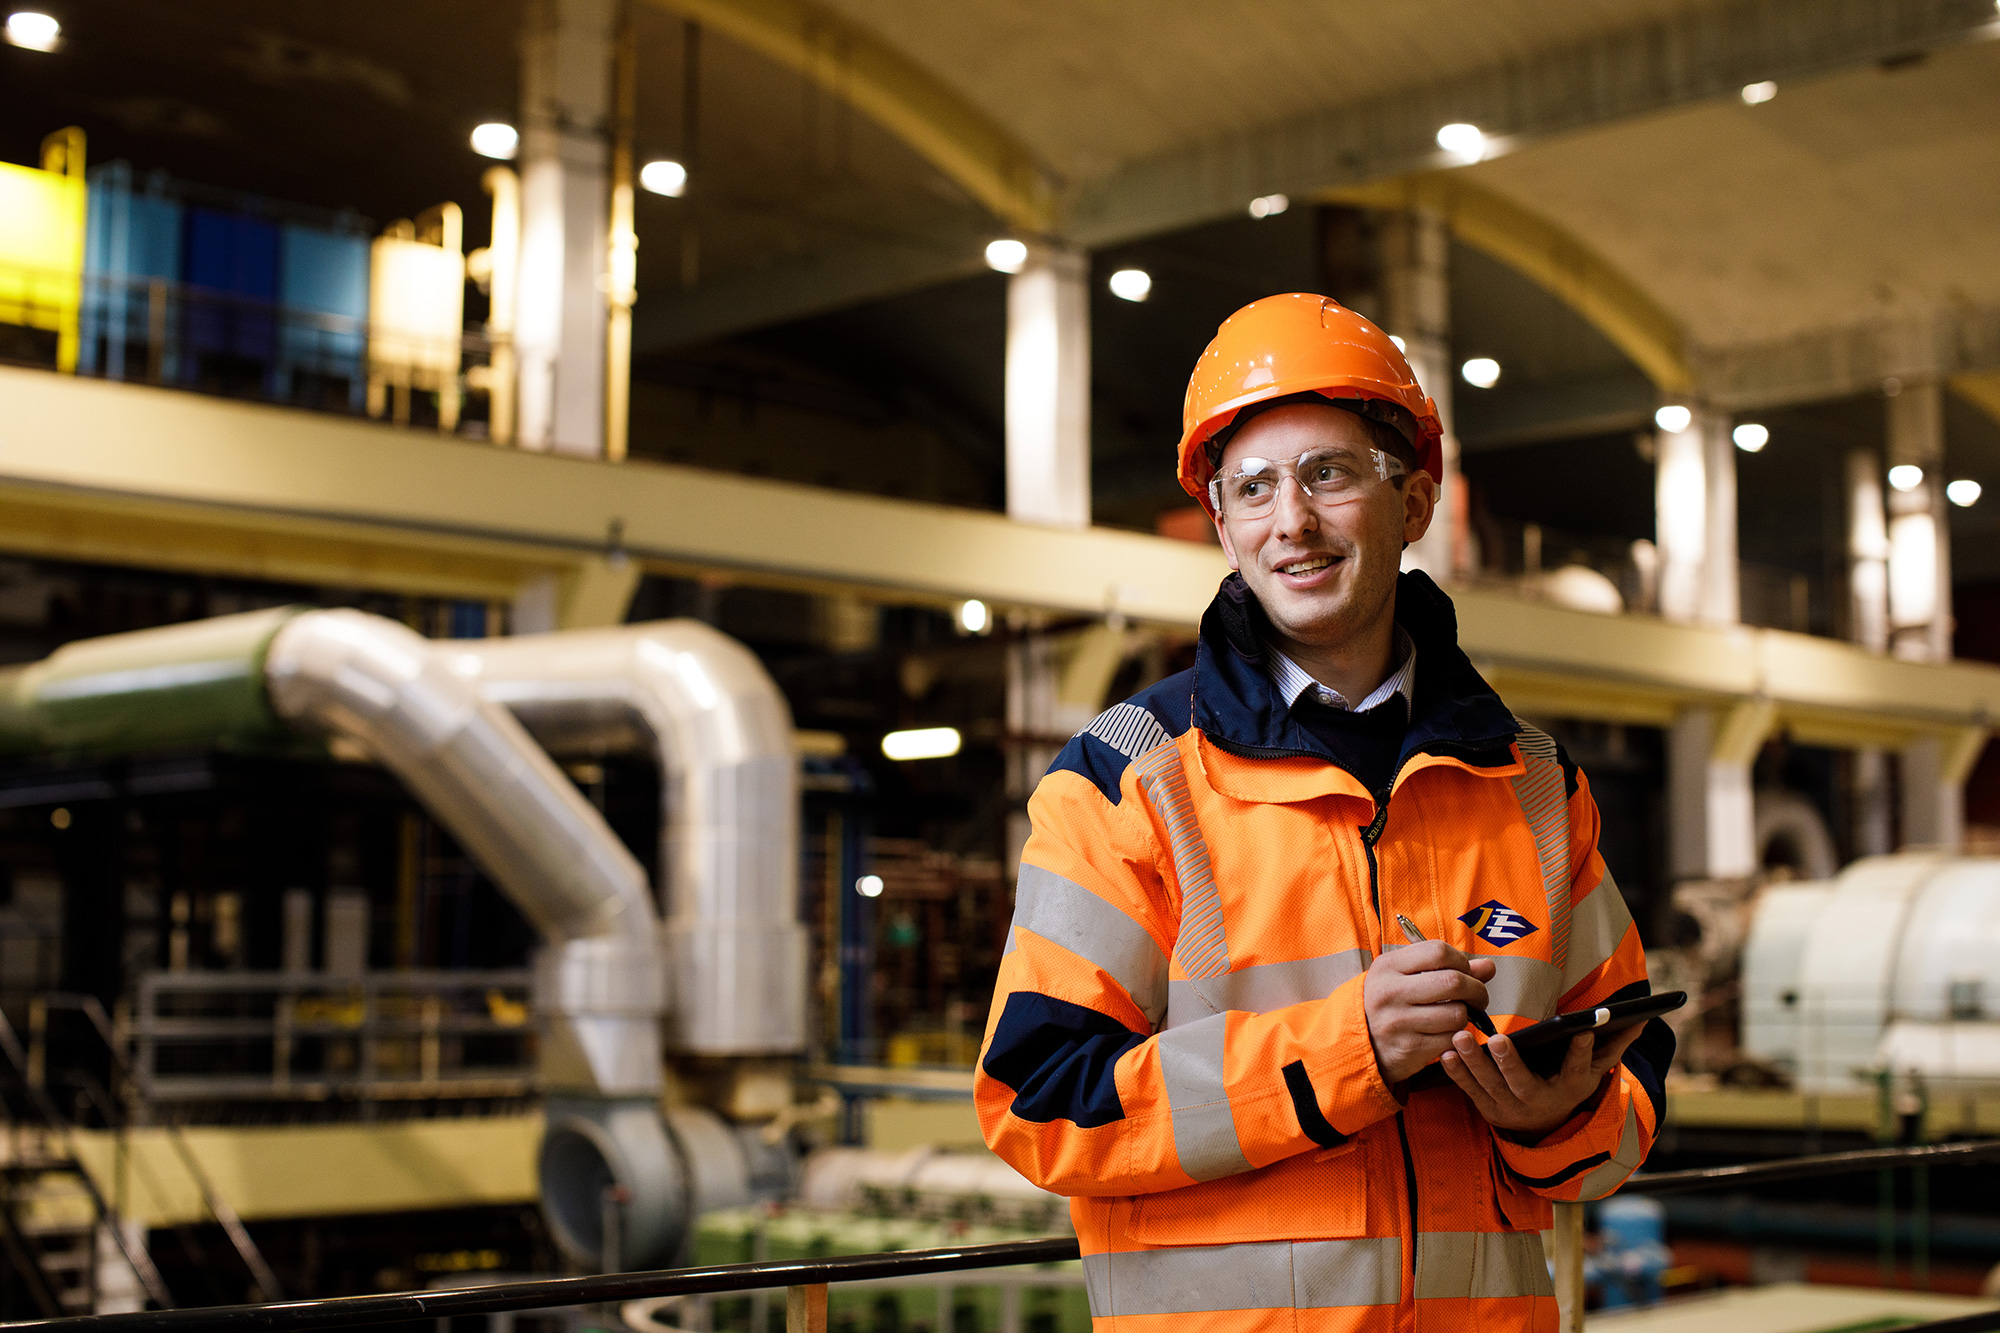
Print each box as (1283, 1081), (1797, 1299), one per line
(279, 225), (368, 377)
(981, 991), (1143, 1128)
(183, 208), (279, 367)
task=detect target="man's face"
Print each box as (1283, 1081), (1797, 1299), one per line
(1210, 402), (1436, 652)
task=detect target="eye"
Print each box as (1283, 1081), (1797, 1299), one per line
(1238, 478), (1268, 499)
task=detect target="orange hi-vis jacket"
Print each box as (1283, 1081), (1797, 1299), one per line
(977, 572), (1673, 1332)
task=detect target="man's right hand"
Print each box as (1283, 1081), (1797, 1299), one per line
(1364, 940), (1496, 1086)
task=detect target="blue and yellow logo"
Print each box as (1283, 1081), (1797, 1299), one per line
(1458, 900), (1538, 948)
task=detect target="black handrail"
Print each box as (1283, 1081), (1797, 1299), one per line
(12, 1138), (2000, 1330)
(0, 1238), (1084, 1331)
(1624, 1138), (2000, 1195)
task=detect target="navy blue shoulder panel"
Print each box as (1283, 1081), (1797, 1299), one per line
(982, 992), (1145, 1128)
(1042, 669), (1195, 806)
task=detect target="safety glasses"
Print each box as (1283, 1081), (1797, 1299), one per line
(1208, 446), (1406, 519)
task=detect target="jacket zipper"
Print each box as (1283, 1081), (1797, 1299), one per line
(1363, 786), (1419, 1300)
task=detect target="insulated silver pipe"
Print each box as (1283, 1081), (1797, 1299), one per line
(264, 610), (664, 1097)
(459, 620), (806, 1055)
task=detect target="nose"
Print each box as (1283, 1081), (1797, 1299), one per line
(1269, 473), (1318, 538)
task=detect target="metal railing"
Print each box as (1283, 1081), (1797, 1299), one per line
(130, 969), (533, 1105)
(8, 1139), (2000, 1331)
(1, 265), (503, 441)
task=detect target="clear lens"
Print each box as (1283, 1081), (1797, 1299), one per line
(1211, 447), (1403, 518)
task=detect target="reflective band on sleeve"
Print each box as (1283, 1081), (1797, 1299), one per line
(1509, 724), (1572, 972)
(1413, 1230), (1555, 1300)
(1007, 863), (1168, 1027)
(1572, 1101), (1646, 1200)
(1155, 1012), (1253, 1181)
(1081, 1236), (1403, 1315)
(1561, 869), (1635, 994)
(1482, 955), (1562, 1022)
(1162, 949), (1372, 1030)
(1085, 702), (1172, 759)
(1134, 745), (1231, 982)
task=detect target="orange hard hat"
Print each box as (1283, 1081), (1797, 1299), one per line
(1177, 293), (1443, 515)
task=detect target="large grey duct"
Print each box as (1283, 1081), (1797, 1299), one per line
(454, 621), (806, 1055)
(264, 611), (729, 1267)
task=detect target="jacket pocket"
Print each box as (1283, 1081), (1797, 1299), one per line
(1128, 1140), (1366, 1246)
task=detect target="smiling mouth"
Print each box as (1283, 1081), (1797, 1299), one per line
(1276, 555), (1338, 576)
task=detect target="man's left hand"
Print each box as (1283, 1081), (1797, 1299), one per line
(1440, 1025), (1646, 1138)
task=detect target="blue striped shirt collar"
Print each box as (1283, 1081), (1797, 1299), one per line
(1265, 624), (1417, 716)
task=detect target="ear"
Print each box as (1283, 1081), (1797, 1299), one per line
(1213, 511), (1242, 571)
(1402, 472), (1438, 545)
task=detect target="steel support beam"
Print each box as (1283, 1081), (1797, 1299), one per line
(1065, 0), (2000, 249)
(3, 368), (1997, 749)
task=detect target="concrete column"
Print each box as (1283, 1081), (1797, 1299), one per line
(517, 0), (614, 457)
(1845, 447), (1894, 856)
(1005, 246), (1090, 528)
(1004, 625), (1059, 880)
(1668, 700), (1774, 882)
(1900, 728), (1985, 853)
(1654, 406), (1737, 625)
(1886, 380), (1952, 662)
(1382, 208), (1468, 578)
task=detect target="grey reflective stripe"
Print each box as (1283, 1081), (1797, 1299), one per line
(1162, 949), (1372, 1030)
(1081, 1237), (1403, 1315)
(1006, 863), (1168, 1026)
(1083, 701), (1172, 760)
(1413, 1230), (1555, 1300)
(1133, 744), (1230, 984)
(1155, 1012), (1252, 1181)
(1509, 721), (1573, 973)
(1484, 955), (1563, 1022)
(1562, 869), (1635, 993)
(1574, 1100), (1647, 1200)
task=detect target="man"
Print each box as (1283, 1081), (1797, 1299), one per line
(975, 293), (1673, 1330)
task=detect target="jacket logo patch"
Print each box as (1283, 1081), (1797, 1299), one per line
(1458, 900), (1538, 948)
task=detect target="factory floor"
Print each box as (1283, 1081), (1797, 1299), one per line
(1590, 1282), (1997, 1331)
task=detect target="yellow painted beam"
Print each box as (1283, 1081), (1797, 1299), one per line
(1323, 174), (1692, 395)
(4, 369), (1998, 748)
(1950, 370), (2000, 429)
(647, 0), (1055, 232)
(62, 1114), (540, 1227)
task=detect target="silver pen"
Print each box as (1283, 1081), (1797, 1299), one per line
(1395, 913), (1497, 1037)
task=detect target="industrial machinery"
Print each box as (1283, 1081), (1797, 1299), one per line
(1742, 853), (2000, 1093)
(0, 607), (811, 1269)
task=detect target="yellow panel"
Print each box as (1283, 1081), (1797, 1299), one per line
(66, 1114), (541, 1227)
(0, 160), (85, 370)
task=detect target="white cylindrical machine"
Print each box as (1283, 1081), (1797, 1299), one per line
(1742, 852), (2000, 1091)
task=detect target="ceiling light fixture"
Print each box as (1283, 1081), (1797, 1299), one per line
(957, 599), (989, 634)
(1888, 464), (1924, 492)
(1247, 193), (1289, 219)
(1948, 479), (1982, 507)
(881, 727), (962, 761)
(1460, 357), (1500, 389)
(1732, 422), (1769, 452)
(470, 122), (519, 161)
(3, 11), (59, 51)
(855, 875), (884, 898)
(1741, 80), (1778, 105)
(1390, 336), (1407, 352)
(1108, 268), (1152, 302)
(984, 239), (1028, 274)
(639, 159), (687, 196)
(1654, 405), (1693, 433)
(1436, 122), (1485, 163)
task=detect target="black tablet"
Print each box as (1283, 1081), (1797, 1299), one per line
(1500, 991), (1686, 1078)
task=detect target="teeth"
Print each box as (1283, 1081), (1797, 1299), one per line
(1280, 556), (1333, 576)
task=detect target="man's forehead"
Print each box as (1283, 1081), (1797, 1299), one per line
(1218, 401), (1376, 470)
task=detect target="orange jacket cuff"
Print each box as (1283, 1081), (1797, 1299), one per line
(1493, 1066), (1629, 1179)
(1314, 972), (1402, 1135)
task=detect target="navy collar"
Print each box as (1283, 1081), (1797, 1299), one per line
(1190, 570), (1521, 774)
